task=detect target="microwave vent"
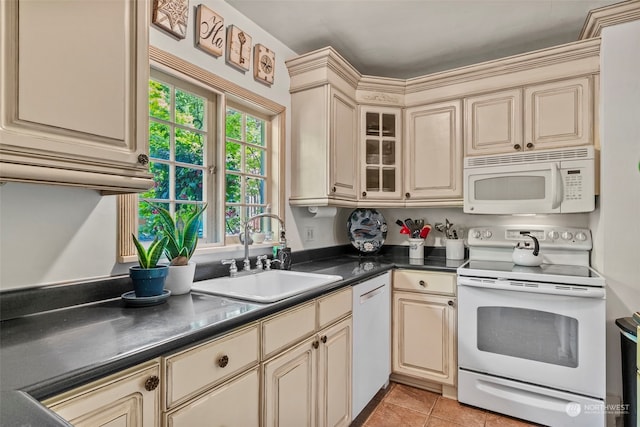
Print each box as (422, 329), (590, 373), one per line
(465, 147), (591, 167)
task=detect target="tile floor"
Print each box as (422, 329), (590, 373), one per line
(351, 382), (542, 427)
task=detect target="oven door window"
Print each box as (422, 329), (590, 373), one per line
(477, 307), (578, 368)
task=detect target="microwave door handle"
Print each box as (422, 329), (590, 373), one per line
(550, 162), (563, 209)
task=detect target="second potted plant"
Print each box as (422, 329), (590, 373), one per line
(156, 203), (207, 295)
(130, 234), (169, 297)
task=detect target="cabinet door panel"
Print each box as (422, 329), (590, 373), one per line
(263, 337), (317, 427)
(330, 89), (358, 199)
(393, 292), (456, 385)
(318, 317), (352, 427)
(165, 368), (259, 427)
(404, 101), (462, 201)
(524, 77), (591, 149)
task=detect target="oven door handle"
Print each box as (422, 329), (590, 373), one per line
(457, 277), (606, 299)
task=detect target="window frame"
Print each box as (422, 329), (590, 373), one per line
(117, 46), (285, 263)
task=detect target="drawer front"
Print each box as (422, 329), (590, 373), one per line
(165, 324), (259, 409)
(165, 368), (259, 427)
(262, 301), (316, 360)
(393, 270), (456, 295)
(317, 287), (352, 329)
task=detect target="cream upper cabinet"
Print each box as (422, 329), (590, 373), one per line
(289, 85), (358, 206)
(44, 359), (160, 427)
(524, 76), (592, 151)
(359, 106), (403, 202)
(465, 76), (593, 156)
(404, 100), (463, 203)
(464, 88), (523, 156)
(0, 0), (152, 193)
(392, 270), (457, 397)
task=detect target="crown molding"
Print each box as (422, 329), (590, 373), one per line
(286, 46), (361, 91)
(580, 0), (640, 39)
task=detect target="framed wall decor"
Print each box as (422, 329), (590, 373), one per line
(226, 25), (252, 71)
(254, 44), (275, 86)
(195, 5), (224, 57)
(152, 0), (189, 39)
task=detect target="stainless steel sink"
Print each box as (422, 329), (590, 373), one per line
(191, 270), (343, 303)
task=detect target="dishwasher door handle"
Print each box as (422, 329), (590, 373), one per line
(359, 284), (386, 304)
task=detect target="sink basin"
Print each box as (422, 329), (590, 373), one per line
(191, 270), (343, 303)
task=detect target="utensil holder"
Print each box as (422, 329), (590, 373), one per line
(445, 239), (464, 260)
(408, 238), (424, 259)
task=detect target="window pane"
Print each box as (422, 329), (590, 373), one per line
(176, 166), (203, 201)
(382, 140), (395, 165)
(176, 128), (204, 165)
(246, 115), (265, 146)
(246, 145), (266, 175)
(149, 80), (170, 121)
(138, 202), (169, 241)
(245, 177), (265, 205)
(226, 141), (241, 171)
(225, 205), (241, 235)
(176, 203), (205, 238)
(246, 206), (265, 225)
(226, 108), (242, 139)
(175, 89), (205, 130)
(226, 173), (241, 203)
(142, 162), (169, 199)
(149, 121), (170, 160)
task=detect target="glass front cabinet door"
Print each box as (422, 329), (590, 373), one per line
(360, 107), (402, 201)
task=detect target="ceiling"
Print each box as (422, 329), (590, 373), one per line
(227, 0), (620, 79)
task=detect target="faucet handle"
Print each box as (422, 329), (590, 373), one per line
(221, 259), (238, 277)
(256, 255), (268, 270)
(243, 258), (251, 271)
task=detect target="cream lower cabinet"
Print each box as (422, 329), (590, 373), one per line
(392, 270), (457, 398)
(43, 359), (160, 427)
(404, 100), (463, 205)
(263, 288), (353, 427)
(0, 0), (152, 193)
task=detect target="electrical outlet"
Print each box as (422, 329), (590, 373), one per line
(305, 226), (315, 242)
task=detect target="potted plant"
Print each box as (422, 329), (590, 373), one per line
(156, 203), (207, 295)
(130, 234), (169, 297)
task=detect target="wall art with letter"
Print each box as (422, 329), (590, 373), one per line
(226, 25), (252, 71)
(152, 0), (189, 39)
(196, 5), (224, 57)
(254, 44), (275, 85)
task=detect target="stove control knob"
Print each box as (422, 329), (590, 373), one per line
(472, 230), (481, 239)
(575, 232), (587, 241)
(482, 230), (492, 239)
(548, 231), (560, 240)
(561, 231), (573, 241)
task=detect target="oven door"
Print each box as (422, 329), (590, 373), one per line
(457, 277), (605, 398)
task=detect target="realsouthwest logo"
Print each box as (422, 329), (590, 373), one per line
(566, 402), (630, 417)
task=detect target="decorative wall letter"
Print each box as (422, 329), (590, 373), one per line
(196, 5), (224, 57)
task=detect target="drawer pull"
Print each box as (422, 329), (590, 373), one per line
(448, 300), (455, 306)
(320, 335), (327, 344)
(312, 340), (319, 349)
(217, 355), (229, 368)
(144, 375), (159, 391)
(419, 280), (426, 287)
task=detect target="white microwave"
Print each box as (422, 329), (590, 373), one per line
(463, 147), (595, 214)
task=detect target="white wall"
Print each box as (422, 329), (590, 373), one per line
(0, 0), (297, 290)
(591, 19), (640, 406)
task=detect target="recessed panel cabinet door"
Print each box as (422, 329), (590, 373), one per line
(404, 100), (462, 202)
(0, 0), (152, 192)
(330, 88), (358, 199)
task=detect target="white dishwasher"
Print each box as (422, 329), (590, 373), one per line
(352, 271), (391, 420)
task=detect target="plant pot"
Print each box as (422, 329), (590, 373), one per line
(129, 265), (169, 297)
(164, 261), (196, 295)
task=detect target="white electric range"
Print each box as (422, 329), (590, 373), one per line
(457, 225), (606, 427)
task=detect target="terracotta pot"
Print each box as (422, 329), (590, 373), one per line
(164, 261), (196, 295)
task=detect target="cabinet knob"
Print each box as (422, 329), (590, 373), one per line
(312, 340), (319, 349)
(448, 300), (455, 306)
(526, 142), (534, 149)
(217, 355), (229, 368)
(419, 280), (426, 287)
(405, 192), (411, 198)
(362, 191), (367, 197)
(321, 335), (327, 344)
(513, 144), (521, 151)
(144, 375), (159, 391)
(331, 186), (337, 193)
(137, 154), (149, 165)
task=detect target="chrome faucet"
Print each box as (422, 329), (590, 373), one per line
(243, 213), (286, 271)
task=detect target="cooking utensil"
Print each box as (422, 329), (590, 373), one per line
(419, 224), (432, 239)
(512, 233), (542, 266)
(404, 218), (418, 238)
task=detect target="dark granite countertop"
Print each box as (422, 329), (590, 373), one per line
(0, 247), (463, 426)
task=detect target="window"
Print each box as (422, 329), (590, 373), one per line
(116, 47), (285, 262)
